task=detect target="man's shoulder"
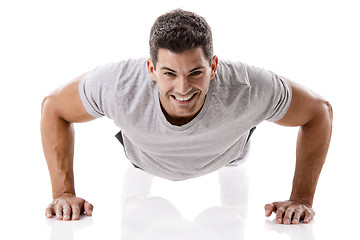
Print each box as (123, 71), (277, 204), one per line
(215, 59), (250, 86)
(105, 57), (151, 87)
(117, 57), (148, 69)
(216, 59), (277, 87)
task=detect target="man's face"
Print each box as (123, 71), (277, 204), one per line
(147, 47), (218, 123)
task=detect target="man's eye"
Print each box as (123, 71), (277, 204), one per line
(165, 72), (176, 76)
(190, 71), (202, 76)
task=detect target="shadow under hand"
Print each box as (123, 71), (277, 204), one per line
(121, 165), (249, 240)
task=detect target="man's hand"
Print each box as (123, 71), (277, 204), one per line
(264, 200), (315, 224)
(45, 193), (93, 221)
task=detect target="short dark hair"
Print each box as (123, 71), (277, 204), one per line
(149, 9), (214, 67)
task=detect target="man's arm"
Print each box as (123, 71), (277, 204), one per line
(41, 73), (95, 221)
(264, 76), (333, 224)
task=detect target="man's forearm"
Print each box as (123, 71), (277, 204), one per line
(290, 102), (333, 205)
(41, 98), (76, 199)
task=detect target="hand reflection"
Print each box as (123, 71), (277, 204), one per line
(121, 166), (249, 240)
(264, 219), (315, 240)
(46, 215), (93, 240)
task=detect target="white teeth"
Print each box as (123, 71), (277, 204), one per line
(174, 94), (194, 101)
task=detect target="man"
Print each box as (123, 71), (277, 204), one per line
(41, 9), (333, 224)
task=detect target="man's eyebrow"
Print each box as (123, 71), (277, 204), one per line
(160, 66), (206, 73)
(160, 67), (176, 72)
(189, 66), (205, 72)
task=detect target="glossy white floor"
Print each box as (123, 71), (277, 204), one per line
(1, 0), (359, 239)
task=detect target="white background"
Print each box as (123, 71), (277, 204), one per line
(1, 0), (359, 239)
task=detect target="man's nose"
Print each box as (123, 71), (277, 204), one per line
(175, 76), (192, 95)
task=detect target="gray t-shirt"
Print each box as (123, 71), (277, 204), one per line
(79, 58), (292, 181)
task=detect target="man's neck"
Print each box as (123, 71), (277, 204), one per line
(160, 104), (201, 126)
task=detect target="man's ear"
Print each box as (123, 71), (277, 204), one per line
(210, 55), (218, 79)
(147, 58), (156, 82)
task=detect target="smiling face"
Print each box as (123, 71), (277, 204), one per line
(147, 47), (218, 125)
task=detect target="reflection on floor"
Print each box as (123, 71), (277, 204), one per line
(46, 165), (316, 240)
(121, 166), (248, 240)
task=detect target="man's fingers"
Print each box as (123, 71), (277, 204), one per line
(264, 203), (276, 217)
(303, 209), (315, 223)
(264, 200), (315, 224)
(45, 206), (54, 218)
(71, 205), (81, 220)
(46, 197), (93, 221)
(292, 209), (303, 224)
(284, 207), (295, 225)
(275, 207), (285, 224)
(62, 205), (71, 221)
(55, 205), (63, 220)
(84, 201), (93, 216)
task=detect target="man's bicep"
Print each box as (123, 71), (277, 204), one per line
(275, 77), (323, 127)
(42, 73), (96, 123)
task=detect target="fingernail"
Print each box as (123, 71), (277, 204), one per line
(293, 218), (298, 223)
(277, 218), (282, 223)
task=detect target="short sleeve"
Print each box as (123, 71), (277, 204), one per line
(246, 65), (292, 123)
(78, 62), (120, 119)
(265, 74), (292, 122)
